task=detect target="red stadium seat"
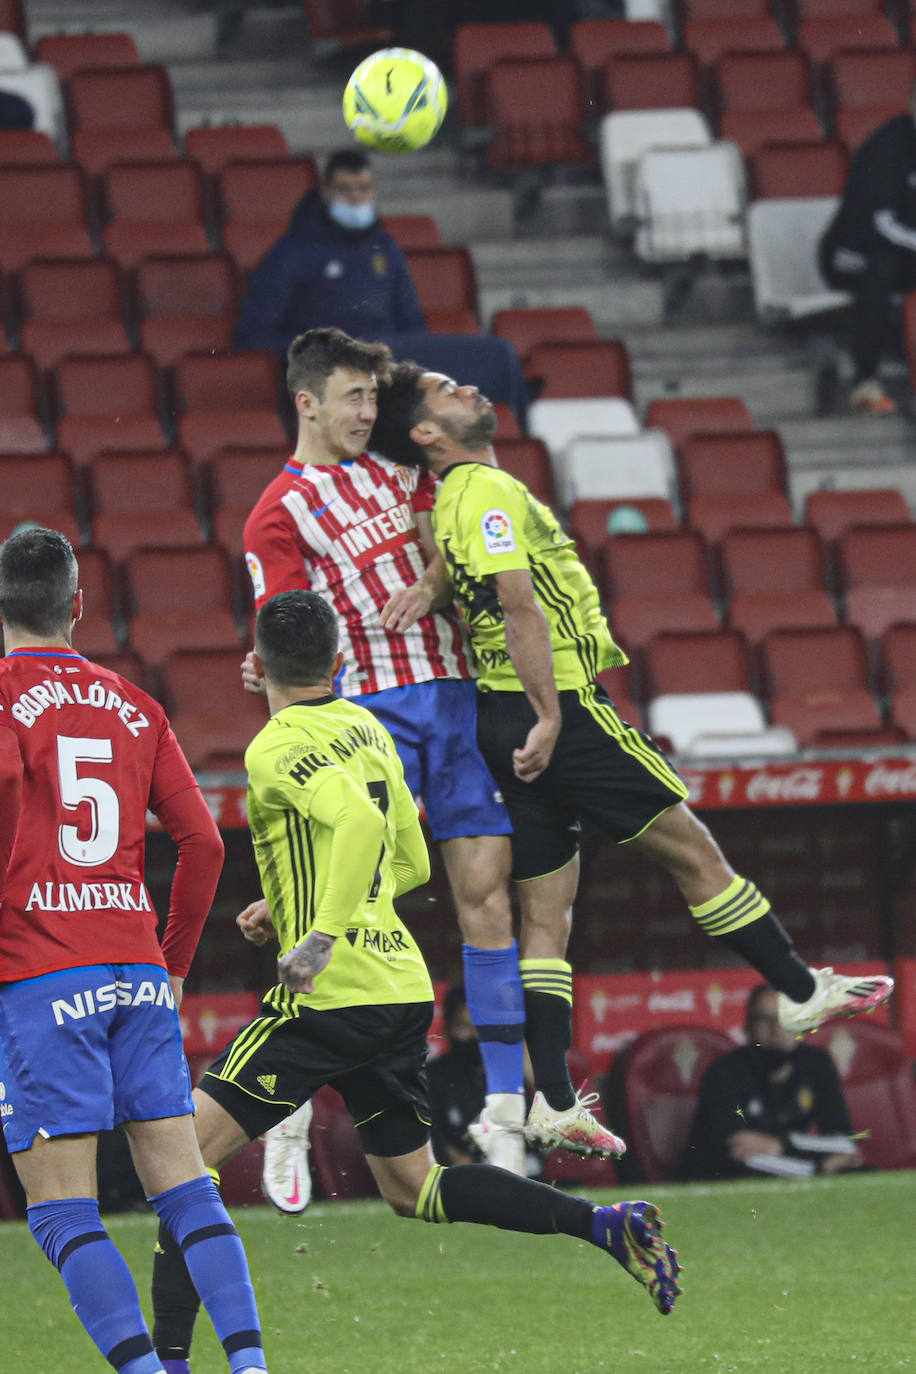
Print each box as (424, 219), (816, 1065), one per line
(133, 252), (240, 367)
(571, 498), (678, 566)
(0, 0), (25, 39)
(596, 662), (643, 727)
(715, 49), (813, 112)
(829, 50), (916, 110)
(602, 51), (701, 113)
(380, 215), (442, 249)
(645, 395), (754, 449)
(606, 530), (719, 649)
(889, 684), (916, 739)
(404, 246), (479, 334)
(0, 356), (49, 453)
(71, 127), (179, 177)
(491, 306), (598, 366)
(161, 648), (269, 771)
(750, 140), (849, 198)
(569, 19), (670, 106)
(0, 129), (60, 164)
(723, 527), (836, 643)
(452, 21), (557, 127)
(797, 14), (899, 66)
(525, 340), (631, 400)
(303, 0), (393, 49)
(835, 103), (903, 152)
(839, 524), (916, 588)
(70, 546), (121, 656)
(729, 590), (838, 643)
(218, 158), (320, 272)
(0, 451), (81, 544)
(492, 402), (521, 439)
(0, 165), (93, 271)
(36, 31), (141, 79)
(796, 0), (889, 14)
(174, 351), (288, 466)
(54, 354), (166, 467)
(881, 622), (916, 688)
(100, 161), (209, 269)
(18, 257), (131, 370)
(208, 446), (288, 555)
(804, 488), (911, 543)
(184, 123), (290, 175)
(614, 1025), (736, 1182)
(678, 429), (787, 499)
(687, 490), (793, 544)
(846, 586), (916, 640)
(763, 625), (880, 746)
(124, 545), (242, 665)
(90, 650), (148, 688)
(485, 56), (593, 171)
(493, 437), (555, 508)
(308, 1084), (378, 1200)
(646, 628), (752, 696)
(820, 1018), (916, 1171)
(66, 64), (173, 135)
(683, 16), (786, 68)
(87, 450), (202, 562)
(680, 0), (772, 14)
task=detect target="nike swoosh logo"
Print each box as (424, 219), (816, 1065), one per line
(313, 499), (336, 518)
(283, 1173), (302, 1207)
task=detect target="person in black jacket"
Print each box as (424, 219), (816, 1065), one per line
(681, 985), (864, 1181)
(819, 90), (916, 413)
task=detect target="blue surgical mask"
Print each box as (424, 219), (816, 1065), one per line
(327, 199), (375, 230)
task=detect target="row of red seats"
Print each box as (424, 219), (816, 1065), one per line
(599, 622), (916, 748)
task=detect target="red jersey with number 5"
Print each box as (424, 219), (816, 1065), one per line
(0, 649), (207, 982)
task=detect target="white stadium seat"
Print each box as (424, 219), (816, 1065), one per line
(634, 141), (747, 262)
(528, 398), (640, 464)
(0, 34), (29, 71)
(600, 109), (712, 233)
(0, 64), (66, 145)
(748, 197), (851, 323)
(647, 691), (795, 758)
(556, 430), (676, 508)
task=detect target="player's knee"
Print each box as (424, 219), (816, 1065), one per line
(377, 1180), (420, 1217)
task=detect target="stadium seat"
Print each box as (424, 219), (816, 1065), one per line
(835, 103), (903, 153)
(70, 546), (120, 656)
(748, 196), (851, 321)
(174, 351), (288, 465)
(308, 1084), (378, 1200)
(599, 108), (712, 232)
(53, 353), (166, 467)
(648, 691), (786, 758)
(678, 429), (787, 500)
(839, 524), (916, 588)
(72, 126), (179, 178)
(493, 437), (555, 508)
(0, 164), (93, 271)
(208, 446), (288, 555)
(596, 662), (643, 727)
(602, 52), (702, 113)
(490, 306), (598, 367)
(804, 487), (911, 544)
(829, 50), (916, 131)
(687, 490), (794, 545)
(66, 64), (173, 136)
(683, 16), (786, 69)
(794, 0), (890, 12)
(303, 0), (392, 50)
(634, 141), (747, 261)
(644, 395), (754, 449)
(881, 622), (916, 689)
(606, 531), (719, 649)
(100, 161), (209, 270)
(124, 545), (242, 665)
(0, 356), (49, 453)
(611, 1025), (736, 1182)
(492, 402), (521, 439)
(722, 527), (837, 642)
(18, 257), (131, 370)
(0, 27), (24, 67)
(715, 51), (821, 159)
(380, 215), (442, 250)
(797, 14), (899, 67)
(0, 64), (65, 144)
(161, 648), (269, 771)
(0, 451), (82, 544)
(184, 123), (290, 175)
(87, 450), (202, 562)
(679, 0), (773, 16)
(570, 18), (670, 107)
(820, 1018), (916, 1171)
(525, 339), (631, 401)
(763, 625), (881, 747)
(485, 56), (593, 171)
(0, 129), (60, 164)
(889, 684), (916, 739)
(218, 158), (320, 272)
(528, 398), (640, 458)
(749, 141), (849, 199)
(90, 650), (148, 688)
(645, 628), (751, 697)
(571, 498), (678, 570)
(452, 21), (557, 128)
(133, 252), (240, 367)
(36, 31), (141, 79)
(556, 431), (676, 509)
(403, 246), (479, 334)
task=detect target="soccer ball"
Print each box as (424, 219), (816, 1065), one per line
(342, 47), (447, 154)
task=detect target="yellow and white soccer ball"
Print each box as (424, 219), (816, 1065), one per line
(342, 47), (447, 154)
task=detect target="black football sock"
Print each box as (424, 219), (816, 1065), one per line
(690, 876), (816, 1002)
(520, 958), (576, 1110)
(152, 1219), (201, 1362)
(417, 1162), (594, 1242)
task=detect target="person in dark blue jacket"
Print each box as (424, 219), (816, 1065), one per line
(236, 149), (426, 353)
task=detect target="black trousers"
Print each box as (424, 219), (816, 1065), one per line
(820, 236), (916, 382)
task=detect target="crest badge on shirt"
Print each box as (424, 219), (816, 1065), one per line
(481, 509), (516, 554)
(373, 253), (388, 277)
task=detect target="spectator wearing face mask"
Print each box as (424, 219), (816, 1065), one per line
(236, 148), (426, 353)
(680, 985), (865, 1181)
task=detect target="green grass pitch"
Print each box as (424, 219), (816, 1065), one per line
(3, 1170), (915, 1373)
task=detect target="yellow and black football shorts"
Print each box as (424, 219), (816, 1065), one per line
(199, 999), (433, 1157)
(476, 680), (689, 882)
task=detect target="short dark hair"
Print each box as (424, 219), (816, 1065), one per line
(286, 326), (392, 402)
(0, 526), (78, 636)
(323, 149), (372, 182)
(255, 590), (339, 688)
(371, 360), (431, 467)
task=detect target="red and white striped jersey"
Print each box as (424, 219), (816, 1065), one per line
(243, 453), (474, 697)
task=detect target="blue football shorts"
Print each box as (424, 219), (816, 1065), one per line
(0, 962), (193, 1153)
(357, 678), (511, 842)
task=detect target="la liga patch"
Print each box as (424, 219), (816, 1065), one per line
(481, 508), (516, 554)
